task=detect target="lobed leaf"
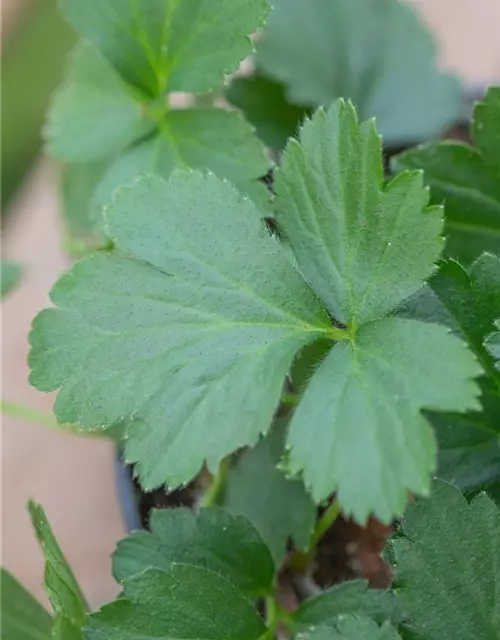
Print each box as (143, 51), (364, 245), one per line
(112, 507), (275, 596)
(86, 565), (266, 640)
(0, 569), (52, 640)
(298, 617), (400, 640)
(392, 86), (500, 264)
(46, 43), (154, 162)
(60, 0), (269, 98)
(29, 172), (331, 491)
(285, 318), (482, 522)
(254, 0), (460, 145)
(224, 420), (316, 562)
(276, 102), (444, 327)
(92, 108), (270, 222)
(293, 580), (397, 630)
(392, 480), (500, 639)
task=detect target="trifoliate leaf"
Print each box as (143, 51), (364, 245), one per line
(392, 480), (500, 639)
(29, 172), (332, 491)
(298, 617), (401, 640)
(112, 507), (274, 596)
(28, 501), (88, 627)
(60, 0), (269, 98)
(472, 86), (500, 171)
(254, 0), (460, 145)
(92, 108), (270, 220)
(392, 87), (500, 264)
(1, 260), (22, 299)
(286, 318), (482, 523)
(485, 320), (500, 370)
(293, 580), (397, 630)
(227, 75), (309, 150)
(0, 569), (52, 640)
(46, 42), (154, 162)
(86, 565), (266, 640)
(276, 101), (444, 328)
(224, 420), (316, 562)
(61, 159), (113, 239)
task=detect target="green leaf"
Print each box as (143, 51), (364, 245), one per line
(275, 102), (444, 328)
(431, 391), (500, 493)
(28, 501), (88, 627)
(472, 86), (500, 171)
(255, 0), (460, 145)
(92, 108), (270, 219)
(45, 42), (154, 162)
(112, 507), (274, 596)
(60, 0), (269, 98)
(298, 617), (401, 640)
(86, 565), (266, 640)
(60, 159), (113, 239)
(392, 480), (500, 639)
(485, 320), (500, 370)
(29, 172), (331, 491)
(286, 318), (482, 522)
(51, 616), (83, 640)
(0, 569), (52, 640)
(391, 142), (500, 264)
(224, 420), (316, 562)
(227, 75), (309, 150)
(1, 260), (22, 299)
(293, 580), (397, 630)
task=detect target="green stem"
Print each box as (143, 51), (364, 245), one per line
(1, 399), (104, 437)
(265, 595), (277, 628)
(308, 500), (341, 552)
(289, 500), (342, 572)
(202, 456), (232, 507)
(1, 400), (62, 429)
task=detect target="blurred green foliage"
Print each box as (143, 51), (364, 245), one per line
(1, 0), (75, 212)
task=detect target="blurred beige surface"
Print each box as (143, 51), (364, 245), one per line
(1, 162), (124, 608)
(2, 0), (500, 612)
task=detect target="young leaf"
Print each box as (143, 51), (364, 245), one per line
(392, 480), (500, 639)
(254, 0), (460, 144)
(224, 420), (316, 562)
(29, 172), (332, 491)
(472, 86), (500, 171)
(292, 580), (397, 630)
(51, 616), (83, 640)
(275, 102), (444, 327)
(392, 87), (500, 263)
(28, 501), (88, 628)
(227, 75), (309, 150)
(298, 617), (400, 640)
(92, 108), (270, 221)
(46, 43), (154, 162)
(1, 260), (22, 299)
(286, 318), (482, 522)
(485, 320), (500, 369)
(86, 565), (266, 640)
(0, 569), (52, 640)
(112, 507), (274, 596)
(60, 0), (269, 98)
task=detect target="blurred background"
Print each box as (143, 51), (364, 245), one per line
(2, 0), (500, 610)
